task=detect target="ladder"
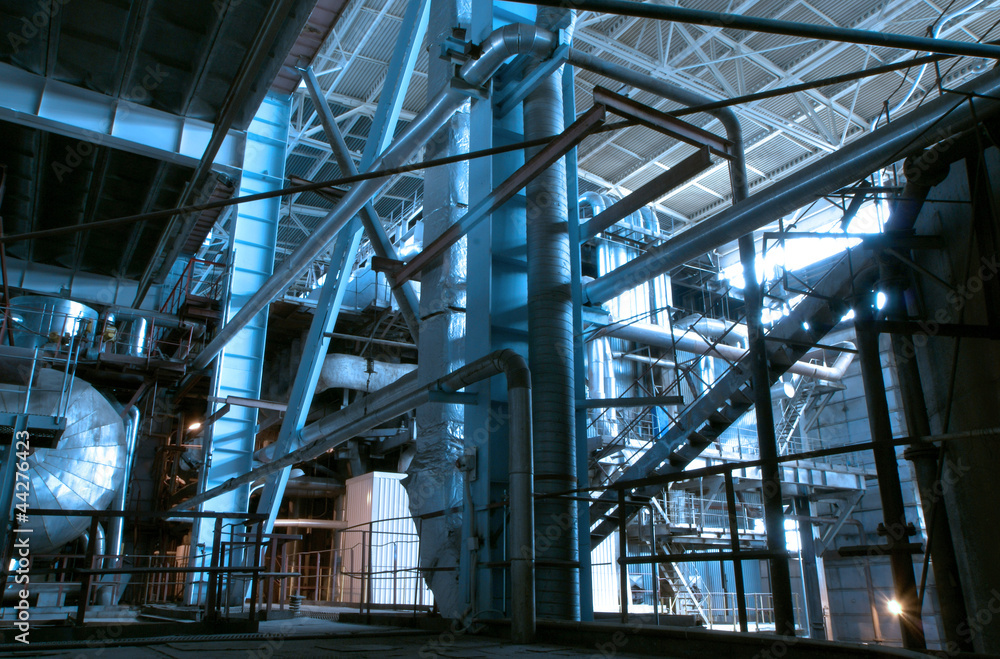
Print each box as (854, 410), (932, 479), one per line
(775, 377), (817, 454)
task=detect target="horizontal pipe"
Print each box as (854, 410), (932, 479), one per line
(601, 321), (855, 380)
(580, 396), (683, 408)
(584, 66), (1000, 306)
(515, 0), (1000, 59)
(272, 519), (349, 529)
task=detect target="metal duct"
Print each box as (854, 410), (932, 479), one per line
(525, 6), (578, 620)
(192, 23), (558, 372)
(600, 321), (855, 381)
(583, 66), (1000, 306)
(407, 0), (472, 624)
(315, 354), (416, 394)
(0, 370), (127, 555)
(586, 337), (619, 437)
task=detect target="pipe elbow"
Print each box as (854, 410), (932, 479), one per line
(496, 348), (532, 390)
(830, 342), (857, 378)
(460, 24), (557, 88)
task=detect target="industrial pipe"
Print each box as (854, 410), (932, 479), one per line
(513, 0), (1000, 60)
(105, 406), (140, 568)
(314, 354), (417, 394)
(191, 24), (558, 372)
(172, 349), (535, 641)
(599, 321), (855, 381)
(583, 66), (1000, 306)
(525, 6), (579, 620)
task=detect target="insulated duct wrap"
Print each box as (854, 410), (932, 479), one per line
(0, 370), (127, 555)
(525, 7), (579, 619)
(404, 0), (473, 621)
(315, 354), (417, 394)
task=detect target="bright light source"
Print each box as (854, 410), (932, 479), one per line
(887, 599), (904, 616)
(802, 321), (810, 330)
(876, 291), (887, 310)
(783, 381), (796, 398)
(188, 422), (202, 432)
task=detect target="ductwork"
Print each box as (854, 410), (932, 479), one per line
(0, 370), (128, 555)
(599, 321), (855, 381)
(191, 23), (558, 372)
(315, 354), (416, 394)
(586, 337), (619, 436)
(582, 65), (1000, 306)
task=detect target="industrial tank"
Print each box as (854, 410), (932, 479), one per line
(0, 369), (128, 555)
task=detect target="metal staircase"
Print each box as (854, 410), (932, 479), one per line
(646, 498), (711, 625)
(775, 377), (817, 454)
(588, 252), (867, 548)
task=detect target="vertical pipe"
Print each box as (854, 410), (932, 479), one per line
(618, 489), (629, 624)
(525, 9), (579, 620)
(739, 234), (796, 635)
(854, 305), (926, 649)
(509, 379), (535, 643)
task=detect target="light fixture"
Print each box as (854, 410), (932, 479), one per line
(188, 422), (202, 432)
(887, 599), (903, 616)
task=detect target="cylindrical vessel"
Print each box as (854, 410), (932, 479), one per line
(8, 296), (98, 349)
(0, 369), (128, 555)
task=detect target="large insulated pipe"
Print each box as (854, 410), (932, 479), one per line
(172, 350), (536, 640)
(600, 321), (856, 381)
(314, 354), (416, 394)
(524, 6), (578, 620)
(191, 24), (558, 372)
(583, 66), (1000, 306)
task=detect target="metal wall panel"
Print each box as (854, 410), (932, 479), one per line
(340, 472), (433, 607)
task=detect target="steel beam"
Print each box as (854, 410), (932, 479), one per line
(579, 147), (712, 240)
(593, 87), (734, 159)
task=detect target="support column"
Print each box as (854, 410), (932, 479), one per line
(855, 304), (926, 650)
(738, 233), (796, 635)
(189, 94), (289, 604)
(794, 497), (829, 639)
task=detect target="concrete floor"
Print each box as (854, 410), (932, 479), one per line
(0, 616), (667, 658)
